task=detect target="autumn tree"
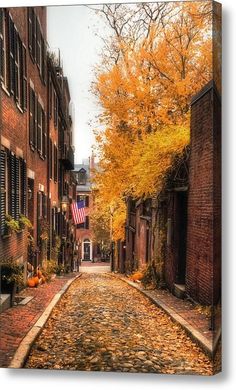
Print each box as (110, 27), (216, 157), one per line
(91, 1), (213, 239)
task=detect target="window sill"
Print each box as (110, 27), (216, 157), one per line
(16, 104), (24, 114)
(1, 83), (10, 97)
(1, 232), (12, 239)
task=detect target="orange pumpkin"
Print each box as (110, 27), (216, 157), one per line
(28, 278), (36, 288)
(33, 276), (39, 286)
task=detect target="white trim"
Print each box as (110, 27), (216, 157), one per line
(27, 168), (35, 179)
(1, 135), (10, 149)
(16, 147), (23, 158)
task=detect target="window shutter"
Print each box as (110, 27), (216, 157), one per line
(32, 9), (36, 61)
(49, 138), (53, 179)
(42, 192), (47, 218)
(85, 195), (89, 207)
(34, 91), (37, 148)
(37, 101), (42, 153)
(0, 9), (5, 81)
(14, 27), (19, 102)
(0, 150), (6, 235)
(29, 87), (34, 146)
(85, 216), (89, 230)
(9, 152), (16, 219)
(22, 45), (27, 111)
(37, 191), (40, 244)
(15, 157), (20, 220)
(21, 159), (27, 215)
(36, 17), (40, 68)
(19, 38), (24, 108)
(8, 14), (15, 95)
(42, 38), (47, 85)
(42, 110), (46, 158)
(28, 8), (32, 53)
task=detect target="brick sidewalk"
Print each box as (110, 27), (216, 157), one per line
(114, 274), (221, 356)
(0, 274), (77, 367)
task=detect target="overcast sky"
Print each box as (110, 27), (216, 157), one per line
(47, 5), (109, 163)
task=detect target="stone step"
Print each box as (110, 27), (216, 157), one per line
(173, 284), (186, 300)
(0, 294), (11, 313)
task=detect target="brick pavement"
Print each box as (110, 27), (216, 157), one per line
(116, 275), (221, 355)
(0, 274), (76, 367)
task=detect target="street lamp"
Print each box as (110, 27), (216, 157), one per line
(61, 195), (69, 214)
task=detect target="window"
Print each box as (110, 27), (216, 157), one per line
(0, 149), (27, 235)
(29, 87), (46, 158)
(1, 10), (27, 107)
(28, 8), (46, 84)
(85, 216), (89, 230)
(77, 168), (86, 185)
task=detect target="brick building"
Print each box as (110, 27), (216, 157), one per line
(0, 6), (75, 279)
(122, 81), (221, 306)
(74, 155), (100, 262)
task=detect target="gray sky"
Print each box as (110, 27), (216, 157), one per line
(47, 5), (109, 163)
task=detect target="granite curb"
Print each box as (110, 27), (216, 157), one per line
(9, 273), (82, 369)
(110, 274), (221, 359)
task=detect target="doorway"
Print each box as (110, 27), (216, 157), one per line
(175, 191), (188, 285)
(83, 239), (91, 261)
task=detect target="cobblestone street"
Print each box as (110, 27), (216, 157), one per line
(25, 273), (212, 375)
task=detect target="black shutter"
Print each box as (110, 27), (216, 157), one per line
(37, 101), (41, 153)
(8, 14), (15, 95)
(49, 138), (52, 179)
(15, 157), (20, 220)
(9, 152), (16, 219)
(14, 26), (19, 102)
(0, 9), (5, 81)
(36, 17), (40, 67)
(37, 192), (41, 245)
(29, 87), (34, 146)
(85, 216), (89, 230)
(28, 8), (32, 53)
(34, 91), (37, 148)
(21, 159), (27, 215)
(0, 150), (6, 235)
(42, 193), (46, 218)
(85, 195), (89, 207)
(42, 38), (47, 85)
(22, 45), (27, 111)
(42, 110), (46, 158)
(19, 38), (23, 108)
(32, 9), (36, 61)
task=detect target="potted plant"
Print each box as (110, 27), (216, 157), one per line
(5, 214), (20, 234)
(0, 259), (24, 304)
(19, 214), (32, 230)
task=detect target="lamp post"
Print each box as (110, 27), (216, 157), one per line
(61, 196), (69, 265)
(109, 204), (115, 272)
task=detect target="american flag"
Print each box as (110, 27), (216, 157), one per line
(71, 200), (85, 225)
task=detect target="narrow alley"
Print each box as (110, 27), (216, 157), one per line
(25, 273), (212, 375)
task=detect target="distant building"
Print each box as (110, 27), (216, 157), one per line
(74, 155), (100, 262)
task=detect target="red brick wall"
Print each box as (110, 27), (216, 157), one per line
(0, 8), (28, 267)
(26, 7), (48, 247)
(186, 81), (221, 305)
